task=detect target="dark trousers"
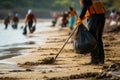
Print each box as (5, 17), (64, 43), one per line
(87, 14), (105, 63)
(5, 23), (8, 29)
(28, 20), (33, 32)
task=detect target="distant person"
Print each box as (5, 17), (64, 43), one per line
(24, 9), (37, 33)
(52, 12), (58, 27)
(54, 12), (62, 30)
(4, 15), (10, 29)
(57, 11), (68, 30)
(57, 12), (63, 30)
(68, 7), (77, 34)
(61, 11), (69, 27)
(12, 13), (19, 29)
(109, 9), (117, 26)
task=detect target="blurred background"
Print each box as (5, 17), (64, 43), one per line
(0, 0), (119, 63)
(0, 0), (120, 19)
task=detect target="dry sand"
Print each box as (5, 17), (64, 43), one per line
(0, 20), (120, 80)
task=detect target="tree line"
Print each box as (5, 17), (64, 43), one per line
(0, 0), (119, 11)
(0, 0), (119, 19)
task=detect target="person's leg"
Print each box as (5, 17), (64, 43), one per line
(28, 20), (33, 33)
(87, 15), (100, 64)
(5, 23), (8, 29)
(69, 17), (75, 30)
(68, 17), (72, 35)
(97, 15), (105, 63)
(87, 14), (105, 64)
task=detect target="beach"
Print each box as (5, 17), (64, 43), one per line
(0, 19), (120, 80)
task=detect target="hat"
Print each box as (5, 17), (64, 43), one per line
(28, 9), (32, 14)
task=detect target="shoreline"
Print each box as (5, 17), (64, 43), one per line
(0, 21), (120, 80)
(0, 20), (53, 61)
(0, 18), (53, 23)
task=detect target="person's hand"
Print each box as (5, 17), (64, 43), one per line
(77, 17), (82, 26)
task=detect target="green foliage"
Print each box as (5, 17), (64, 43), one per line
(0, 0), (119, 11)
(0, 1), (14, 9)
(101, 0), (120, 10)
(113, 0), (120, 9)
(52, 0), (78, 10)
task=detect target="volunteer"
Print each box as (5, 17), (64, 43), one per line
(77, 0), (105, 65)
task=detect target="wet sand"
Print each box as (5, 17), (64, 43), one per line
(0, 20), (120, 80)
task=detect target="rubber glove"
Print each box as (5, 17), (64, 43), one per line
(33, 23), (36, 26)
(77, 17), (82, 26)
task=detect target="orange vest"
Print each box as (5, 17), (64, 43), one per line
(80, 0), (105, 19)
(88, 0), (105, 14)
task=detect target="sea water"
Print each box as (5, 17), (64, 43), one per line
(0, 21), (53, 60)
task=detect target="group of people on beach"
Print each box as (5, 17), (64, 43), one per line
(4, 9), (37, 35)
(4, 0), (117, 65)
(52, 0), (106, 65)
(52, 7), (77, 33)
(4, 13), (19, 29)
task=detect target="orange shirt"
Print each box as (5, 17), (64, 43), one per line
(24, 13), (37, 24)
(69, 10), (76, 17)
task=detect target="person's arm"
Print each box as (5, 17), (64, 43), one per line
(77, 0), (90, 25)
(24, 14), (28, 25)
(79, 0), (88, 20)
(33, 15), (37, 25)
(34, 16), (37, 23)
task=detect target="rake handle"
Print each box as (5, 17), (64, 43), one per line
(54, 25), (79, 61)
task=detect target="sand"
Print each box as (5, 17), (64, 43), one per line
(0, 20), (120, 80)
